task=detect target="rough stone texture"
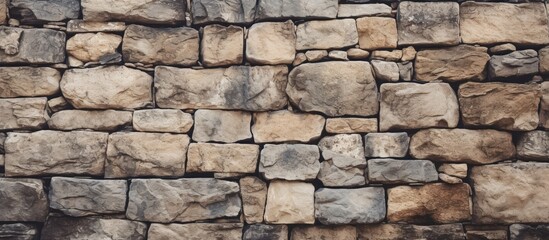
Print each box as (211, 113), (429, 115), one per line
(439, 164), (468, 178)
(292, 226), (357, 240)
(415, 45), (490, 82)
(264, 181), (315, 224)
(106, 132), (189, 178)
(61, 66), (153, 110)
(81, 0), (185, 24)
(243, 225), (287, 240)
(0, 67), (60, 97)
(0, 0), (5, 24)
(49, 177), (127, 217)
(315, 188), (385, 224)
(357, 17), (397, 50)
(41, 217), (147, 240)
(401, 46), (417, 61)
(326, 118), (378, 134)
(397, 2), (460, 46)
(338, 4), (392, 18)
(287, 61), (378, 117)
(490, 43), (516, 55)
(540, 47), (549, 75)
(252, 110), (325, 143)
(127, 178), (241, 223)
(460, 2), (549, 46)
(192, 0), (256, 25)
(123, 25), (198, 66)
(67, 20), (127, 33)
(155, 65), (288, 111)
(510, 224), (549, 240)
(542, 82), (549, 129)
(0, 178), (48, 222)
(133, 109), (193, 133)
(368, 159), (438, 184)
(458, 82), (541, 131)
(371, 60), (399, 82)
(328, 50), (348, 60)
(0, 27), (65, 64)
(471, 162), (549, 224)
(0, 98), (48, 131)
(256, 0), (338, 20)
(318, 150), (366, 187)
(464, 227), (509, 240)
(240, 176), (267, 224)
(305, 50), (328, 62)
(9, 0), (79, 23)
(48, 110), (132, 131)
(439, 173), (463, 184)
(246, 21), (296, 65)
(47, 97), (70, 113)
(318, 134), (365, 160)
(202, 25), (243, 67)
(67, 33), (122, 63)
(387, 183), (472, 224)
(410, 128), (516, 164)
(380, 83), (459, 131)
(489, 50), (539, 79)
(347, 48), (370, 60)
(148, 223), (242, 240)
(371, 50), (402, 61)
(296, 19), (358, 50)
(4, 131), (107, 177)
(0, 223), (38, 240)
(517, 131), (549, 161)
(358, 224), (466, 240)
(259, 144), (320, 181)
(364, 132), (410, 158)
(192, 110), (251, 143)
(187, 143), (259, 173)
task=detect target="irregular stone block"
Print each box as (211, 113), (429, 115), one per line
(49, 177), (127, 217)
(465, 226), (508, 240)
(368, 159), (438, 184)
(387, 183), (472, 224)
(315, 188), (386, 224)
(372, 50), (402, 61)
(318, 150), (366, 187)
(67, 33), (121, 64)
(358, 224), (466, 240)
(240, 176), (267, 224)
(305, 50), (328, 62)
(246, 21), (296, 65)
(471, 162), (549, 223)
(123, 25), (198, 66)
(5, 131), (107, 176)
(542, 82), (549, 129)
(61, 66), (152, 110)
(439, 164), (467, 178)
(439, 173), (462, 185)
(371, 60), (399, 82)
(155, 65), (288, 111)
(540, 47), (549, 75)
(67, 20), (127, 33)
(9, 0), (79, 23)
(202, 25), (244, 67)
(106, 132), (189, 178)
(401, 46), (416, 61)
(489, 50), (539, 79)
(256, 0), (338, 20)
(347, 48), (370, 60)
(82, 0), (185, 24)
(259, 144), (320, 181)
(380, 83), (459, 131)
(0, 27), (65, 64)
(48, 110), (132, 131)
(357, 17), (397, 50)
(287, 61), (378, 117)
(415, 45), (490, 82)
(192, 0), (256, 24)
(41, 217), (147, 240)
(318, 134), (365, 160)
(397, 2), (459, 46)
(127, 178), (241, 223)
(243, 225), (288, 240)
(0, 98), (48, 131)
(460, 2), (549, 46)
(148, 223), (242, 240)
(326, 118), (378, 134)
(510, 224), (549, 240)
(192, 109), (251, 143)
(0, 67), (60, 97)
(458, 82), (541, 131)
(364, 132), (410, 158)
(490, 43), (516, 55)
(133, 109), (193, 133)
(328, 50), (347, 60)
(296, 19), (358, 50)
(410, 128), (515, 164)
(0, 223), (38, 240)
(264, 180), (315, 224)
(292, 226), (357, 240)
(187, 143), (259, 173)
(338, 4), (392, 18)
(517, 131), (548, 161)
(252, 110), (325, 143)
(47, 96), (69, 113)
(0, 0), (5, 24)
(0, 178), (48, 222)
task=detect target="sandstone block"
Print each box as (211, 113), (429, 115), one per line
(542, 82), (549, 129)
(371, 50), (402, 61)
(415, 45), (490, 82)
(259, 144), (320, 181)
(202, 25), (244, 67)
(398, 2), (459, 46)
(401, 46), (417, 61)
(0, 98), (48, 131)
(439, 164), (468, 178)
(256, 0), (337, 20)
(192, 0), (256, 24)
(67, 33), (122, 63)
(338, 4), (392, 18)
(368, 159), (438, 184)
(240, 176), (268, 224)
(243, 225), (287, 240)
(315, 188), (386, 224)
(358, 224), (466, 240)
(318, 150), (366, 187)
(439, 173), (462, 185)
(357, 17), (397, 50)
(192, 110), (251, 143)
(133, 109), (193, 133)
(0, 67), (60, 97)
(187, 143), (259, 173)
(328, 50), (348, 61)
(296, 19), (358, 50)
(490, 43), (516, 55)
(326, 118), (378, 134)
(371, 60), (399, 82)
(41, 217), (147, 240)
(0, 27), (65, 64)
(364, 132), (410, 158)
(305, 50), (328, 62)
(0, 178), (48, 222)
(251, 110), (325, 143)
(48, 110), (132, 131)
(489, 50), (539, 79)
(148, 223), (242, 240)
(347, 48), (370, 60)
(318, 134), (365, 160)
(264, 181), (315, 224)
(517, 131), (548, 161)
(0, 223), (38, 240)
(9, 0), (79, 23)
(246, 21), (296, 65)
(67, 20), (127, 33)
(47, 97), (70, 113)
(292, 226), (357, 240)
(82, 0), (185, 24)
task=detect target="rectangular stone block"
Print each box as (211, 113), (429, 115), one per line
(358, 224), (466, 240)
(0, 67), (61, 98)
(296, 19), (358, 50)
(247, 21), (296, 65)
(133, 109), (193, 133)
(398, 2), (459, 46)
(541, 82), (549, 129)
(357, 17), (397, 50)
(259, 144), (320, 181)
(202, 24), (244, 67)
(148, 223), (242, 240)
(338, 4), (392, 18)
(0, 223), (38, 240)
(240, 176), (267, 224)
(368, 159), (438, 184)
(0, 0), (6, 24)
(0, 27), (65, 64)
(292, 226), (357, 240)
(252, 110), (325, 143)
(82, 0), (185, 24)
(264, 180), (315, 224)
(415, 45), (489, 82)
(315, 188), (385, 224)
(41, 217), (147, 240)
(48, 110), (132, 131)
(256, 0), (338, 20)
(187, 143), (259, 173)
(364, 132), (409, 158)
(67, 20), (127, 33)
(9, 0), (80, 23)
(489, 50), (539, 79)
(326, 118), (377, 134)
(192, 110), (252, 143)
(0, 97), (48, 131)
(0, 178), (48, 222)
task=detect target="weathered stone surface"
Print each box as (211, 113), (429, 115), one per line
(517, 131), (549, 161)
(398, 62), (413, 81)
(287, 61), (378, 116)
(387, 183), (472, 224)
(540, 47), (549, 75)
(371, 50), (403, 61)
(0, 98), (48, 131)
(338, 4), (392, 18)
(0, 0), (5, 24)
(364, 132), (409, 158)
(380, 83), (459, 131)
(410, 128), (515, 164)
(296, 19), (358, 50)
(264, 181), (315, 224)
(0, 178), (48, 222)
(41, 217), (147, 240)
(439, 164), (468, 178)
(326, 118), (378, 134)
(187, 143), (259, 173)
(401, 46), (416, 61)
(0, 67), (60, 97)
(357, 17), (397, 50)
(246, 21), (296, 65)
(368, 159), (438, 184)
(82, 0), (185, 24)
(460, 2), (549, 46)
(490, 43), (516, 55)
(49, 177), (127, 217)
(358, 224), (466, 240)
(259, 144), (320, 181)
(61, 66), (152, 110)
(243, 225), (287, 240)
(439, 173), (462, 184)
(489, 50), (539, 79)
(542, 82), (549, 129)
(5, 131), (107, 176)
(192, 0), (256, 24)
(371, 60), (399, 82)
(202, 25), (243, 67)
(347, 48), (370, 60)
(155, 65), (288, 111)
(315, 188), (386, 224)
(328, 50), (348, 61)
(252, 110), (325, 143)
(127, 178), (241, 223)
(9, 0), (79, 23)
(193, 110), (251, 143)
(305, 50), (328, 62)
(67, 33), (121, 63)
(123, 25), (198, 66)
(240, 177), (267, 224)
(510, 224), (549, 240)
(293, 52), (307, 66)
(48, 110), (132, 131)
(67, 20), (127, 33)
(256, 0), (338, 20)
(318, 150), (366, 187)
(106, 132), (189, 178)
(398, 2), (459, 46)
(318, 134), (365, 160)
(48, 96), (69, 113)
(458, 82), (541, 131)
(415, 45), (490, 82)
(133, 109), (193, 133)
(0, 27), (65, 64)
(149, 223), (242, 240)
(292, 226), (357, 240)
(0, 223), (38, 240)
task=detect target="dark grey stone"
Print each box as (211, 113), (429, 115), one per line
(517, 130), (549, 161)
(0, 178), (48, 222)
(9, 0), (79, 23)
(368, 159), (438, 184)
(41, 217), (147, 240)
(243, 225), (288, 240)
(489, 50), (539, 79)
(510, 224), (549, 240)
(0, 223), (38, 240)
(192, 0), (257, 24)
(315, 188), (386, 225)
(0, 27), (65, 64)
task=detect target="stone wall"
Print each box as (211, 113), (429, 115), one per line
(0, 0), (548, 239)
